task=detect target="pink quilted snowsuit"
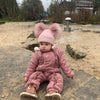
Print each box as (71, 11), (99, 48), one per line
(25, 47), (74, 93)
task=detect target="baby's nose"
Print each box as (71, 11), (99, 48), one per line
(42, 45), (45, 48)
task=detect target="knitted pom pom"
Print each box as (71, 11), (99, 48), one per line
(34, 47), (40, 51)
(34, 23), (46, 37)
(49, 23), (62, 38)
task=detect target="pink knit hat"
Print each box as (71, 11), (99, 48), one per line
(34, 23), (62, 45)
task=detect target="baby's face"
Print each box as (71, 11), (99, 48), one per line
(39, 42), (52, 52)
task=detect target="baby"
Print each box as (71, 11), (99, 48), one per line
(20, 23), (74, 100)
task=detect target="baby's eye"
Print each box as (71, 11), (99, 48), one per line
(40, 43), (43, 45)
(45, 44), (48, 46)
(45, 43), (49, 46)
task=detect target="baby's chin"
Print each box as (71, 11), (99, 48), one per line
(40, 49), (50, 52)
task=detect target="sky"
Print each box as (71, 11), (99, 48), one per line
(16, 0), (52, 11)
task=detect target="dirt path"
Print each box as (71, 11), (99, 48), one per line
(0, 22), (100, 100)
(0, 22), (100, 79)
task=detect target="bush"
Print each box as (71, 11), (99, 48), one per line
(71, 9), (100, 24)
(0, 21), (5, 24)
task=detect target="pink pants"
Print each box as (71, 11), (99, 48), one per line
(25, 71), (63, 93)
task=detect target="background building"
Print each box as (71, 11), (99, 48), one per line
(75, 0), (94, 14)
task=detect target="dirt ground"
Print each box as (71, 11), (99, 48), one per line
(0, 22), (100, 79)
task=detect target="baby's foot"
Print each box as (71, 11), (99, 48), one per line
(45, 91), (61, 100)
(20, 85), (37, 100)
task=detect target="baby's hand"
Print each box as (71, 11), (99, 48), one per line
(24, 77), (28, 82)
(71, 72), (74, 79)
(71, 76), (74, 79)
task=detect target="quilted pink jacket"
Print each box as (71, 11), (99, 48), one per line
(25, 47), (74, 78)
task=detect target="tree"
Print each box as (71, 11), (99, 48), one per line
(20, 0), (44, 20)
(0, 0), (19, 19)
(48, 0), (65, 23)
(48, 0), (75, 23)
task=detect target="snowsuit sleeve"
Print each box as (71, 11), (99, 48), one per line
(58, 49), (74, 78)
(24, 51), (39, 78)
